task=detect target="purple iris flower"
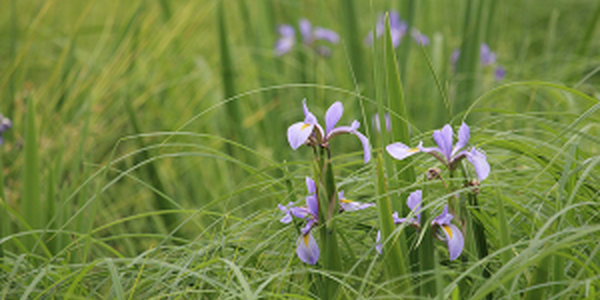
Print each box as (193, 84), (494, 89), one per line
(386, 123), (490, 180)
(0, 114), (12, 146)
(365, 10), (429, 48)
(376, 190), (464, 260)
(274, 19), (339, 57)
(278, 177), (375, 264)
(287, 99), (371, 163)
(451, 43), (505, 81)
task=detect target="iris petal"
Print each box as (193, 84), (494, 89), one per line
(466, 148), (490, 180)
(313, 28), (340, 44)
(406, 190), (422, 223)
(296, 231), (319, 265)
(287, 122), (314, 150)
(433, 125), (454, 161)
(325, 101), (343, 135)
(442, 224), (464, 261)
(386, 142), (421, 161)
(453, 123), (470, 156)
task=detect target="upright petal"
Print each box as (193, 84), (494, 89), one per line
(441, 224), (464, 261)
(433, 125), (454, 161)
(296, 231), (319, 265)
(386, 142), (421, 161)
(302, 99), (318, 125)
(287, 122), (314, 150)
(325, 101), (344, 135)
(466, 148), (490, 180)
(299, 19), (312, 43)
(375, 230), (383, 254)
(306, 194), (319, 218)
(406, 190), (422, 223)
(452, 123), (470, 156)
(306, 177), (316, 194)
(313, 28), (340, 44)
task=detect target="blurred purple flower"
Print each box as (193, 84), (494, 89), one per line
(274, 19), (339, 57)
(365, 10), (429, 48)
(0, 114), (12, 146)
(386, 123), (490, 180)
(373, 113), (391, 132)
(287, 99), (371, 163)
(375, 190), (464, 260)
(451, 43), (505, 80)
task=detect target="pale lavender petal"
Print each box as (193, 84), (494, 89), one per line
(410, 28), (429, 46)
(351, 130), (371, 163)
(495, 66), (506, 81)
(453, 123), (470, 156)
(374, 113), (391, 132)
(433, 125), (454, 161)
(432, 205), (453, 226)
(313, 27), (340, 44)
(442, 224), (464, 261)
(451, 49), (460, 68)
(287, 122), (314, 150)
(278, 24), (295, 37)
(480, 43), (496, 66)
(301, 219), (315, 235)
(290, 207), (312, 220)
(275, 37), (295, 56)
(406, 190), (422, 222)
(325, 101), (344, 135)
(376, 230), (382, 254)
(296, 231), (319, 265)
(306, 194), (319, 218)
(466, 148), (490, 180)
(386, 142), (421, 161)
(306, 177), (316, 194)
(392, 211), (402, 223)
(340, 199), (375, 212)
(278, 203), (294, 224)
(299, 19), (312, 43)
(302, 99), (318, 125)
(389, 10), (401, 28)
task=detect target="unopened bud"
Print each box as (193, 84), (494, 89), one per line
(426, 168), (441, 181)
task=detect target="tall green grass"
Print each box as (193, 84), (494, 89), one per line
(0, 0), (599, 298)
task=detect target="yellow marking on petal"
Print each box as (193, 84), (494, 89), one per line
(340, 199), (354, 204)
(442, 225), (453, 239)
(301, 123), (311, 130)
(408, 148), (420, 153)
(303, 234), (310, 246)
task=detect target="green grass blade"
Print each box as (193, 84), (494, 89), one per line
(22, 96), (41, 251)
(107, 258), (126, 300)
(0, 149), (9, 257)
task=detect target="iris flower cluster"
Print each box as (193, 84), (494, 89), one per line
(278, 177), (374, 265)
(0, 114), (12, 145)
(376, 190), (465, 260)
(274, 19), (340, 57)
(451, 43), (506, 81)
(365, 10), (429, 47)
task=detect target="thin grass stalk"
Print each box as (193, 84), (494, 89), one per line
(22, 96), (41, 252)
(397, 0), (416, 82)
(419, 209), (437, 298)
(0, 151), (8, 258)
(339, 0), (368, 95)
(45, 159), (56, 255)
(523, 254), (550, 300)
(218, 0), (244, 150)
(375, 153), (410, 293)
(468, 192), (492, 300)
(454, 0), (485, 117)
(493, 175), (512, 267)
(576, 1), (600, 56)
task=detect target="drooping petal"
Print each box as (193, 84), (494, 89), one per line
(325, 101), (344, 135)
(296, 231), (319, 265)
(432, 205), (453, 226)
(375, 230), (383, 254)
(299, 19), (312, 43)
(466, 148), (490, 180)
(433, 124), (454, 161)
(351, 130), (371, 163)
(306, 194), (319, 218)
(278, 202), (294, 224)
(406, 190), (422, 223)
(287, 122), (314, 150)
(452, 123), (470, 157)
(306, 177), (316, 194)
(386, 142), (421, 161)
(313, 27), (340, 44)
(441, 224), (464, 261)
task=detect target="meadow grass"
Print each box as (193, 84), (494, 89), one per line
(1, 0), (599, 299)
